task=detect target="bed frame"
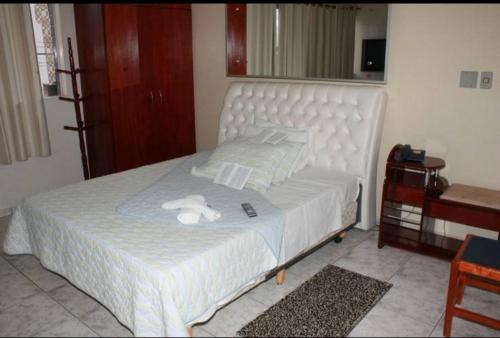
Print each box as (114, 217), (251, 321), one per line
(217, 82), (386, 286)
(268, 184), (363, 285)
(5, 80), (386, 337)
(218, 82), (386, 231)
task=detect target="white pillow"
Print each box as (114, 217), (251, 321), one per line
(272, 142), (304, 184)
(255, 119), (309, 143)
(255, 120), (311, 173)
(191, 138), (294, 193)
(243, 125), (305, 184)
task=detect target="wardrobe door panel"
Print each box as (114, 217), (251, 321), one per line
(74, 4), (115, 177)
(108, 85), (148, 171)
(75, 4), (196, 174)
(157, 5), (196, 159)
(104, 4), (145, 171)
(136, 6), (171, 165)
(104, 4), (140, 90)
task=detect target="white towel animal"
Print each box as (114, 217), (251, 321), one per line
(178, 195), (205, 224)
(161, 195), (221, 224)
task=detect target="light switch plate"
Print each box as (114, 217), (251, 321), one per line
(459, 71), (478, 88)
(480, 72), (493, 89)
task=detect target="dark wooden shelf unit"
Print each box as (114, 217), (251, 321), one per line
(378, 145), (459, 260)
(379, 222), (462, 260)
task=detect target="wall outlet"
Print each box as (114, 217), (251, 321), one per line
(459, 71), (478, 88)
(480, 72), (493, 89)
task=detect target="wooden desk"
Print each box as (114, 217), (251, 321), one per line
(425, 185), (500, 241)
(379, 146), (500, 260)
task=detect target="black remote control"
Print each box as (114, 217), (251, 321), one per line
(241, 203), (257, 217)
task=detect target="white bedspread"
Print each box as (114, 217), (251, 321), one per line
(266, 167), (359, 264)
(3, 155), (358, 337)
(3, 157), (277, 337)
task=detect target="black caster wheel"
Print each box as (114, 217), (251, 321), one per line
(334, 236), (343, 243)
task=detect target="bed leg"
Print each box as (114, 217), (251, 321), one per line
(186, 326), (193, 337)
(334, 231), (347, 243)
(276, 269), (286, 285)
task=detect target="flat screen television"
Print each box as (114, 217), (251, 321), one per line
(361, 39), (386, 72)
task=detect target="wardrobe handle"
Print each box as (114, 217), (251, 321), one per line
(158, 90), (163, 105)
(149, 91), (154, 105)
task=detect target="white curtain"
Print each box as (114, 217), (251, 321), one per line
(275, 4), (309, 78)
(246, 4), (275, 77)
(276, 4), (356, 79)
(0, 4), (51, 164)
(333, 5), (356, 79)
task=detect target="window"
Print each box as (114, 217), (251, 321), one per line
(29, 3), (59, 97)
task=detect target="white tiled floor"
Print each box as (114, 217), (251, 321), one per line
(1, 216), (498, 337)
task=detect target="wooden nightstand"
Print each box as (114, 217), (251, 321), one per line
(378, 145), (461, 259)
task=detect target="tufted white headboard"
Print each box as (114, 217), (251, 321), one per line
(218, 82), (386, 230)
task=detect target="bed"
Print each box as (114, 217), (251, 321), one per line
(3, 82), (386, 337)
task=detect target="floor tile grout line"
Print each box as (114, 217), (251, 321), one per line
(368, 228), (449, 336)
(386, 253), (412, 282)
(245, 290), (276, 308)
(244, 229), (369, 307)
(428, 311), (446, 337)
(43, 286), (101, 337)
(342, 229), (431, 331)
(374, 292), (447, 331)
(0, 256), (46, 314)
(192, 326), (217, 338)
(200, 231), (373, 336)
(3, 253), (101, 337)
(2, 261), (99, 337)
(3, 226), (461, 338)
(215, 229), (379, 336)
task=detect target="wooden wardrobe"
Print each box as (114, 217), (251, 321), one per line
(74, 4), (195, 178)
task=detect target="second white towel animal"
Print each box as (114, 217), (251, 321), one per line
(161, 195), (221, 225)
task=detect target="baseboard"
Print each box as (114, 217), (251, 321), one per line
(0, 208), (13, 218)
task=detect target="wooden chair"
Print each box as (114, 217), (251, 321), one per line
(444, 234), (500, 337)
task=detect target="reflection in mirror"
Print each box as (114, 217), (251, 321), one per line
(246, 4), (275, 77)
(227, 3), (388, 82)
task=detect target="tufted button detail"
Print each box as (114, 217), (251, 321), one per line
(219, 82), (384, 178)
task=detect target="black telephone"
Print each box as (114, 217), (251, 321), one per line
(393, 144), (426, 163)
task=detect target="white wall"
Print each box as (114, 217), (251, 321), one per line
(0, 4), (83, 215)
(353, 4), (388, 81)
(380, 4), (500, 239)
(192, 4), (500, 240)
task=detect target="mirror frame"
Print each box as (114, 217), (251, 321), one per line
(225, 3), (391, 85)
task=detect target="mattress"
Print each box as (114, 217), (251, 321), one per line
(3, 155), (359, 337)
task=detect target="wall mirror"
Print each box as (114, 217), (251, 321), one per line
(227, 3), (388, 82)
